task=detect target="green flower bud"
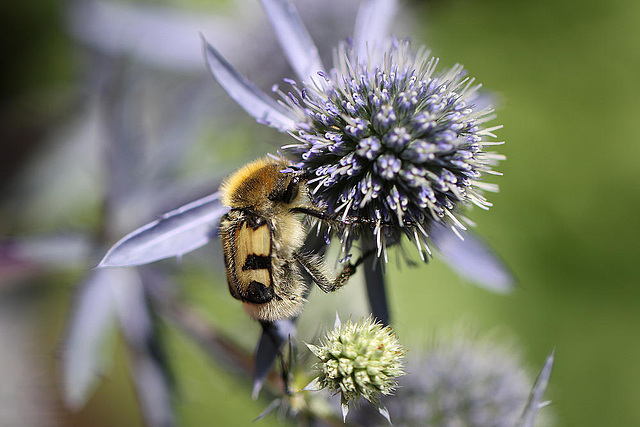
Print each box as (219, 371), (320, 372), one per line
(305, 317), (405, 423)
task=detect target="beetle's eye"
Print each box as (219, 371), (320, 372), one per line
(268, 175), (300, 204)
(283, 179), (299, 204)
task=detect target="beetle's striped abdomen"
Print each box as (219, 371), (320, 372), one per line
(220, 210), (275, 304)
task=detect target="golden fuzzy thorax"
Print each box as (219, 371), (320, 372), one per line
(221, 157), (295, 209)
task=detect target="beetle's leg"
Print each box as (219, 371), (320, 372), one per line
(258, 321), (293, 395)
(293, 249), (375, 293)
(290, 206), (370, 227)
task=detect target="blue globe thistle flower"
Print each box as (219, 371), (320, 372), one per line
(98, 1), (514, 332)
(279, 39), (504, 258)
(349, 334), (555, 427)
(202, 0), (505, 261)
(92, 0), (516, 411)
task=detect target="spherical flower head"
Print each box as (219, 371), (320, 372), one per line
(352, 334), (555, 427)
(281, 39), (504, 258)
(305, 316), (405, 422)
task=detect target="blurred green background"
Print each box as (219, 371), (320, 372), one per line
(2, 0), (639, 425)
